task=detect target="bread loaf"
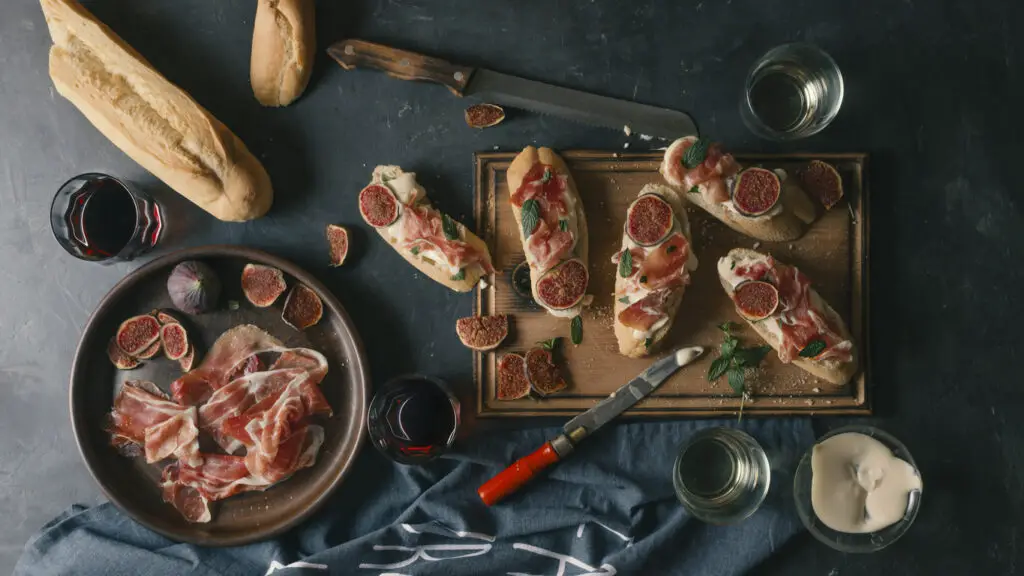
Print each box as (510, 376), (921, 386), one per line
(40, 0), (273, 222)
(251, 0), (316, 107)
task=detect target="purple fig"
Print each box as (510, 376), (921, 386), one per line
(167, 260), (222, 314)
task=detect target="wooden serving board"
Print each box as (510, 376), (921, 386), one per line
(473, 151), (869, 418)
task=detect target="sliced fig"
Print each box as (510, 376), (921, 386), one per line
(496, 353), (530, 400)
(456, 315), (509, 351)
(178, 345), (196, 372)
(465, 103), (506, 128)
(160, 322), (190, 361)
(326, 224), (349, 267)
(733, 280), (780, 320)
(732, 167), (782, 217)
(535, 259), (589, 310)
(135, 340), (162, 360)
(282, 284), (323, 330)
(358, 184), (400, 228)
(116, 315), (161, 356)
(167, 260), (222, 314)
(241, 264), (287, 307)
(107, 337), (140, 370)
(524, 348), (568, 396)
(626, 194), (674, 247)
(800, 160), (844, 210)
(155, 310), (179, 325)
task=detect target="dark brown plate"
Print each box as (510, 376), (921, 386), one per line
(70, 245), (369, 545)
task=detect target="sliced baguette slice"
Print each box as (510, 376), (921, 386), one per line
(507, 147), (589, 318)
(660, 137), (816, 242)
(717, 248), (858, 385)
(613, 184), (698, 358)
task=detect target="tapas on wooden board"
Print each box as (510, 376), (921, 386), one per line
(473, 151), (870, 418)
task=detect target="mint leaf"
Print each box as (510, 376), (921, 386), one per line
(618, 249), (633, 278)
(799, 339), (827, 358)
(720, 337), (738, 359)
(540, 168), (552, 183)
(708, 357), (731, 381)
(682, 138), (711, 169)
(441, 213), (459, 241)
(618, 296), (630, 304)
(570, 315), (583, 345)
(727, 367), (745, 395)
(410, 246), (420, 256)
(717, 321), (735, 334)
(559, 219), (568, 232)
(537, 337), (560, 351)
(521, 199), (540, 237)
(734, 345), (772, 368)
(451, 269), (465, 281)
(645, 337), (652, 348)
(688, 185), (699, 194)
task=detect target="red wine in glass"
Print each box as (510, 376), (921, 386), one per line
(50, 173), (162, 262)
(367, 375), (460, 465)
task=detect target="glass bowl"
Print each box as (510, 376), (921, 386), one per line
(793, 425), (922, 553)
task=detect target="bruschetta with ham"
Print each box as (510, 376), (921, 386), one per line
(660, 137), (816, 242)
(358, 166), (493, 292)
(612, 184), (698, 357)
(718, 248), (858, 385)
(507, 147), (589, 318)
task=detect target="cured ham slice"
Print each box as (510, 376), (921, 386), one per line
(397, 205), (494, 274)
(524, 220), (575, 273)
(160, 453), (270, 523)
(618, 291), (671, 332)
(636, 233), (690, 291)
(245, 424), (325, 484)
(512, 164), (577, 273)
(106, 380), (201, 467)
(662, 138), (741, 203)
(172, 326), (283, 405)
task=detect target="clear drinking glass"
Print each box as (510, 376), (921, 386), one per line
(50, 173), (163, 263)
(367, 374), (461, 465)
(673, 427), (771, 524)
(741, 43), (844, 141)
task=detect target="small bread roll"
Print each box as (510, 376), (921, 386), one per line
(251, 0), (316, 107)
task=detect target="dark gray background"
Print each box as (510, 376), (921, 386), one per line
(1, 0), (1021, 573)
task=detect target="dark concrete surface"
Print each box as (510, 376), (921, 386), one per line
(1, 0), (1022, 573)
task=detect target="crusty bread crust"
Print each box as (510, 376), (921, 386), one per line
(41, 0), (273, 222)
(612, 184), (695, 358)
(251, 0), (316, 107)
(507, 147), (589, 318)
(369, 166), (492, 293)
(719, 248), (859, 385)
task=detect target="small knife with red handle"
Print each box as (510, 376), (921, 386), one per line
(477, 346), (704, 506)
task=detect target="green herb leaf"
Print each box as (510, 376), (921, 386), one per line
(727, 367), (746, 395)
(540, 168), (552, 183)
(521, 199), (540, 237)
(682, 138), (711, 169)
(730, 261), (736, 270)
(666, 244), (677, 254)
(410, 246), (420, 256)
(720, 337), (738, 359)
(537, 337), (561, 351)
(570, 315), (583, 345)
(799, 339), (827, 358)
(644, 337), (653, 349)
(559, 219), (568, 232)
(639, 275), (648, 283)
(227, 300), (240, 311)
(441, 213), (459, 241)
(708, 356), (731, 381)
(618, 296), (630, 304)
(688, 185), (700, 194)
(734, 345), (773, 368)
(451, 269), (465, 281)
(717, 321), (735, 334)
(618, 250), (633, 278)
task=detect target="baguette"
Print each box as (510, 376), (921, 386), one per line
(251, 0), (316, 107)
(717, 248), (858, 385)
(612, 184), (698, 357)
(359, 166), (493, 293)
(40, 0), (273, 222)
(661, 137), (815, 242)
(507, 147), (589, 318)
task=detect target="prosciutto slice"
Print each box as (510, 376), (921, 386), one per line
(662, 138), (741, 203)
(160, 453), (270, 523)
(397, 204), (494, 274)
(171, 326), (283, 405)
(618, 291), (671, 332)
(512, 164), (577, 272)
(106, 380), (201, 467)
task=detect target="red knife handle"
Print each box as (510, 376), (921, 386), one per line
(478, 442), (561, 506)
(327, 39), (474, 96)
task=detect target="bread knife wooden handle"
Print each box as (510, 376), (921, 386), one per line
(477, 441), (561, 506)
(327, 39), (475, 96)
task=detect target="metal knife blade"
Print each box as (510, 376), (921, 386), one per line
(465, 69), (698, 139)
(564, 346), (704, 441)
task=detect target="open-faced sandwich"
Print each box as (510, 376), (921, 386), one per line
(507, 147), (589, 317)
(661, 137), (817, 242)
(718, 248), (858, 385)
(612, 183), (698, 357)
(358, 166), (493, 292)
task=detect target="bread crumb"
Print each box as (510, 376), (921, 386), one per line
(623, 142), (630, 149)
(640, 134), (654, 141)
(623, 125), (632, 136)
(812, 387), (821, 393)
(752, 242), (761, 250)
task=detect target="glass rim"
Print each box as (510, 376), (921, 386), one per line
(50, 172), (144, 261)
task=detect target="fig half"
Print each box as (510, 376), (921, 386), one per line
(733, 280), (780, 320)
(358, 184), (400, 228)
(326, 224), (349, 267)
(167, 260), (222, 315)
(282, 284), (323, 330)
(107, 337), (140, 370)
(135, 340), (162, 360)
(464, 103), (506, 129)
(732, 167), (782, 217)
(496, 353), (530, 400)
(626, 194), (674, 247)
(241, 264), (287, 307)
(160, 322), (190, 361)
(455, 315), (509, 351)
(178, 345), (196, 372)
(800, 160), (844, 210)
(524, 347), (568, 396)
(116, 315), (161, 356)
(535, 259), (589, 311)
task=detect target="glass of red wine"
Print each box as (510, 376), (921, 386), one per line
(367, 374), (461, 465)
(50, 173), (163, 263)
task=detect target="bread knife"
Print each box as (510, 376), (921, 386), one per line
(477, 346), (705, 506)
(327, 39), (699, 139)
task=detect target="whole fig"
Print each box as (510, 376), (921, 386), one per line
(167, 260), (222, 314)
